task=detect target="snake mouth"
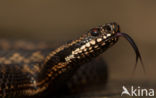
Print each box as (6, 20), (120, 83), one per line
(115, 32), (145, 73)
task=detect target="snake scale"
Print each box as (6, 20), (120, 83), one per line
(0, 22), (143, 98)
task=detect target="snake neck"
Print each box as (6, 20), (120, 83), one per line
(38, 35), (118, 89)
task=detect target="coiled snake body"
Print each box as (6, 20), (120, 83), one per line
(0, 23), (143, 97)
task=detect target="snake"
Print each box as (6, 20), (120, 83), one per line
(0, 22), (144, 98)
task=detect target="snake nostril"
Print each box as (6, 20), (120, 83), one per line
(103, 25), (111, 32)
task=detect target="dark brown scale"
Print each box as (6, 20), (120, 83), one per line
(0, 22), (143, 98)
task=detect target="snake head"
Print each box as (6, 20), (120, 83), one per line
(78, 22), (144, 72)
(71, 22), (120, 63)
(79, 22), (120, 53)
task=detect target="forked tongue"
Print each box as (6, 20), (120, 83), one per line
(116, 32), (145, 74)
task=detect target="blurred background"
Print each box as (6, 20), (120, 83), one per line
(0, 0), (155, 96)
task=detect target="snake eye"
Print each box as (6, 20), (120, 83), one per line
(90, 28), (101, 36)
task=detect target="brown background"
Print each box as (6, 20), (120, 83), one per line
(0, 0), (155, 83)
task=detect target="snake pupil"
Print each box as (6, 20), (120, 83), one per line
(90, 28), (100, 36)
